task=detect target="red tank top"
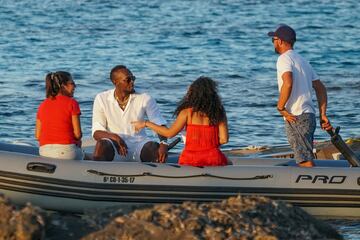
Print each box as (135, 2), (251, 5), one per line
(179, 109), (227, 166)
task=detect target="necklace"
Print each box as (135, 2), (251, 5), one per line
(114, 93), (130, 109)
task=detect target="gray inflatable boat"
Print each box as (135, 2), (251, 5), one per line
(0, 141), (359, 218)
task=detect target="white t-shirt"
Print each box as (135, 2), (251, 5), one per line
(277, 50), (319, 116)
(92, 89), (166, 143)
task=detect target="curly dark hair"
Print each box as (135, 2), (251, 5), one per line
(174, 76), (226, 125)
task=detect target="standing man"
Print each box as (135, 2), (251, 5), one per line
(268, 24), (332, 167)
(92, 65), (168, 162)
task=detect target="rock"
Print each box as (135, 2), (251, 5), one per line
(0, 194), (344, 240)
(81, 195), (343, 240)
(0, 195), (15, 240)
(0, 195), (45, 240)
(83, 216), (196, 240)
(44, 212), (96, 240)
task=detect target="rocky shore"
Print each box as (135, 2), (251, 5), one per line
(0, 194), (342, 240)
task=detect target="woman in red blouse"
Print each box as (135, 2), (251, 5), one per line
(132, 76), (228, 166)
(35, 71), (83, 160)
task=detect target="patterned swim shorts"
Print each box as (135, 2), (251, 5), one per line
(284, 113), (316, 163)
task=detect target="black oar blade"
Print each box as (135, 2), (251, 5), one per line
(327, 127), (360, 167)
(168, 137), (181, 150)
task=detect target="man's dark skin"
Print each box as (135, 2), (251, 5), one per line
(93, 68), (168, 162)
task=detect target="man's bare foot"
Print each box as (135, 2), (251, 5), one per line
(298, 161), (315, 167)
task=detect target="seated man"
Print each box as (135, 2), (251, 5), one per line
(92, 65), (168, 162)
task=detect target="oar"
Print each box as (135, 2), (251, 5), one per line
(327, 127), (360, 167)
(168, 137), (181, 150)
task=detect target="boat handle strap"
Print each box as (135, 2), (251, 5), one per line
(87, 169), (273, 180)
(27, 162), (57, 174)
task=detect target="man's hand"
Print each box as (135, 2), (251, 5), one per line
(157, 143), (168, 163)
(131, 121), (146, 132)
(320, 115), (332, 131)
(112, 134), (128, 156)
(279, 109), (298, 123)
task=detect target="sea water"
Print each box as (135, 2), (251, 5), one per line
(0, 0), (359, 238)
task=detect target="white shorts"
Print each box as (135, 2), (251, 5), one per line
(103, 137), (151, 162)
(39, 144), (84, 160)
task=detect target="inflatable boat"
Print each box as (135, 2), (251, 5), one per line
(0, 141), (359, 218)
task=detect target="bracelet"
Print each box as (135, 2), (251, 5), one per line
(160, 140), (168, 145)
(277, 107), (286, 112)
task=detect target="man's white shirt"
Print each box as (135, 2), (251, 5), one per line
(92, 89), (166, 143)
(276, 49), (319, 116)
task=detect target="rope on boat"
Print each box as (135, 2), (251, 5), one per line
(87, 169), (273, 180)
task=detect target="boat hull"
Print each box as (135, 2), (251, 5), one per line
(0, 142), (360, 218)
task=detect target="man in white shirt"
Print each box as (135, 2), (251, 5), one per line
(92, 65), (168, 162)
(268, 24), (332, 167)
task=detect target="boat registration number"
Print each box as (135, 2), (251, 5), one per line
(103, 176), (135, 183)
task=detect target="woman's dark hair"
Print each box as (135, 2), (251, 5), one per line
(174, 76), (226, 125)
(45, 71), (73, 98)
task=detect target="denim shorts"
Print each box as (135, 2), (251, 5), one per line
(284, 113), (316, 163)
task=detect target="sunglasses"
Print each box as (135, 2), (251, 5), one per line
(122, 75), (136, 83)
(272, 37), (280, 43)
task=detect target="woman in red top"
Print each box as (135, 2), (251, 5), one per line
(132, 77), (228, 166)
(35, 71), (83, 160)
